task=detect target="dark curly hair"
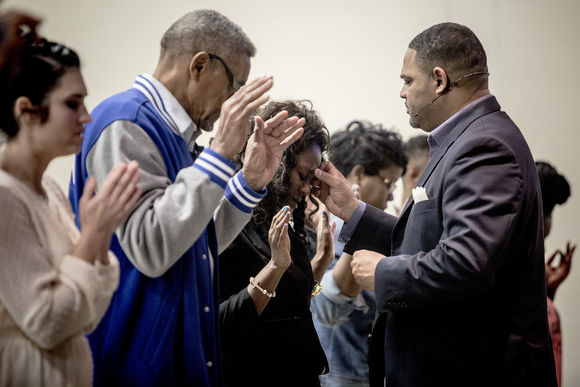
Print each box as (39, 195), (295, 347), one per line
(536, 161), (571, 216)
(330, 120), (407, 178)
(0, 39), (80, 139)
(234, 100), (330, 244)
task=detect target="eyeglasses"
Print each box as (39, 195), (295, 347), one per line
(208, 53), (240, 92)
(383, 178), (396, 194)
(373, 174), (397, 194)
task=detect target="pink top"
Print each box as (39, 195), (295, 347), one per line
(547, 297), (562, 386)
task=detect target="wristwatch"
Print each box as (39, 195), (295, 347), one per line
(311, 281), (323, 297)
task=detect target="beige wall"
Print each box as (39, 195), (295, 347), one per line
(5, 0), (580, 383)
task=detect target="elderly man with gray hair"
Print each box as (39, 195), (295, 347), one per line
(69, 10), (303, 387)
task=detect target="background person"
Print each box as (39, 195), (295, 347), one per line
(0, 39), (140, 386)
(0, 6), (41, 83)
(392, 134), (429, 216)
(68, 10), (303, 386)
(219, 100), (334, 386)
(536, 160), (575, 387)
(310, 121), (406, 387)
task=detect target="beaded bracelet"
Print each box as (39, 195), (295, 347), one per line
(249, 277), (276, 298)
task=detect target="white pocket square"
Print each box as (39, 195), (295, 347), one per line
(412, 187), (428, 203)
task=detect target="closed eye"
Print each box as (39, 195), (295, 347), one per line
(401, 76), (412, 85)
(66, 100), (80, 110)
(65, 93), (86, 110)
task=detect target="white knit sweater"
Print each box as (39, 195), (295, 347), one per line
(0, 169), (119, 386)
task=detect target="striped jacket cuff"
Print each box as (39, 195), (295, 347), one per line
(226, 171), (267, 213)
(193, 149), (236, 189)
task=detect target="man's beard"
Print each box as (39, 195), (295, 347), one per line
(408, 115), (421, 129)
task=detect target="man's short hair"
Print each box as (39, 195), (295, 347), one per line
(409, 22), (487, 78)
(403, 134), (429, 164)
(160, 10), (256, 65)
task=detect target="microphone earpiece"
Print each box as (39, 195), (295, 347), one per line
(413, 71), (489, 118)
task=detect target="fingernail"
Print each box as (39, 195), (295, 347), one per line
(283, 205), (288, 211)
(322, 211), (327, 216)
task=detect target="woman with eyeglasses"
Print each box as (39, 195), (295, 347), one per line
(0, 40), (141, 386)
(311, 121), (407, 387)
(218, 100), (335, 386)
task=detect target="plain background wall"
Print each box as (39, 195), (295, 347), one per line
(5, 0), (580, 383)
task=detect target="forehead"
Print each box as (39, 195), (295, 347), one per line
(296, 144), (322, 169)
(232, 53), (251, 85)
(50, 68), (87, 98)
(379, 164), (404, 180)
(401, 48), (423, 78)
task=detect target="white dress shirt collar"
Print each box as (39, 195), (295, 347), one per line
(132, 74), (201, 150)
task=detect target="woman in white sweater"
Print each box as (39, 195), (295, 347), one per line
(0, 39), (141, 386)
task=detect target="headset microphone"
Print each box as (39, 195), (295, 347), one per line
(413, 93), (445, 117)
(412, 71), (489, 118)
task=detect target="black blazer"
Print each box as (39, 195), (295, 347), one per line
(345, 96), (557, 387)
(219, 223), (328, 387)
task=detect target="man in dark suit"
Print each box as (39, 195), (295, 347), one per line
(314, 22), (557, 386)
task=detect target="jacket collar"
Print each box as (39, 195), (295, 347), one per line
(397, 95), (502, 219)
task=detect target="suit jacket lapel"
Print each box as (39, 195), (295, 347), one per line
(394, 96), (502, 242)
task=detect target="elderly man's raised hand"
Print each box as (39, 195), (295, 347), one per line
(209, 75), (273, 160)
(242, 111), (304, 192)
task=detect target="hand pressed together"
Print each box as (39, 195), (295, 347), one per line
(75, 161), (142, 264)
(311, 204), (336, 282)
(268, 206), (292, 271)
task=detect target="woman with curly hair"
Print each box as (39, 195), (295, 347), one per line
(219, 100), (335, 386)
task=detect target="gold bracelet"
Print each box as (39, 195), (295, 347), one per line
(312, 281), (323, 297)
(249, 277), (276, 298)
